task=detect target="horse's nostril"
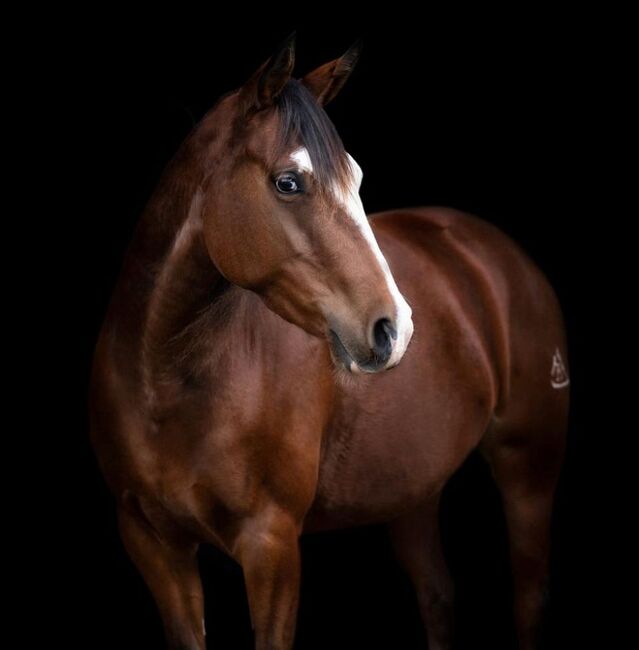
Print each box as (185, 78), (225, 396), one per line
(372, 317), (396, 363)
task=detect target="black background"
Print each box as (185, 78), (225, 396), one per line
(37, 9), (625, 650)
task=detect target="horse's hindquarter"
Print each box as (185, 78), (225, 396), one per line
(306, 207), (569, 530)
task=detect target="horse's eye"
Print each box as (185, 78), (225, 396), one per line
(275, 173), (300, 194)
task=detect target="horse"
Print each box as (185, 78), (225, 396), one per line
(88, 34), (569, 650)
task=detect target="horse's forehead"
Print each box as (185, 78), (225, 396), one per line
(288, 147), (362, 187)
(290, 148), (314, 174)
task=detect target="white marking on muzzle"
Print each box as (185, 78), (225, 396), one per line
(333, 152), (414, 368)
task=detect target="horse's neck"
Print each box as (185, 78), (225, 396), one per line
(109, 135), (250, 388)
(139, 188), (224, 381)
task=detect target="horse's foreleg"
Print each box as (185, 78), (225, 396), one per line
(388, 492), (455, 650)
(233, 504), (301, 650)
(117, 506), (205, 650)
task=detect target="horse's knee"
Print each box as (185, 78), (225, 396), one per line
(231, 503), (300, 564)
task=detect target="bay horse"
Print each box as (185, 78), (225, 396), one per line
(89, 35), (569, 650)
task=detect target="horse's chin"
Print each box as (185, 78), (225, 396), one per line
(328, 330), (387, 375)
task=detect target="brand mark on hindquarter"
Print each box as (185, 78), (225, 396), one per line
(550, 347), (570, 389)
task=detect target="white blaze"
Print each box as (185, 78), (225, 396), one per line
(290, 147), (314, 174)
(289, 147), (414, 369)
(333, 153), (414, 367)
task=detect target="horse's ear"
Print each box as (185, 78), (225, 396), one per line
(240, 32), (296, 113)
(301, 39), (362, 107)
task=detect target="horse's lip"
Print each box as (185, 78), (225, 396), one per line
(328, 329), (379, 374)
(328, 329), (355, 371)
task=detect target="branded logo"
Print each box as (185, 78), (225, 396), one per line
(550, 348), (570, 389)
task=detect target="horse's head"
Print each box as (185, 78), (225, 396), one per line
(199, 35), (413, 373)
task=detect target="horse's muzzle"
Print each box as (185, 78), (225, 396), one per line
(328, 317), (398, 374)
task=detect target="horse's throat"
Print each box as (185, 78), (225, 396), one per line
(140, 204), (231, 384)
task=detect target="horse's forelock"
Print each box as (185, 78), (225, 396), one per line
(273, 80), (352, 196)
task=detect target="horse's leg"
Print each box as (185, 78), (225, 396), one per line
(117, 506), (205, 650)
(481, 424), (566, 650)
(388, 492), (455, 650)
(233, 504), (301, 650)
